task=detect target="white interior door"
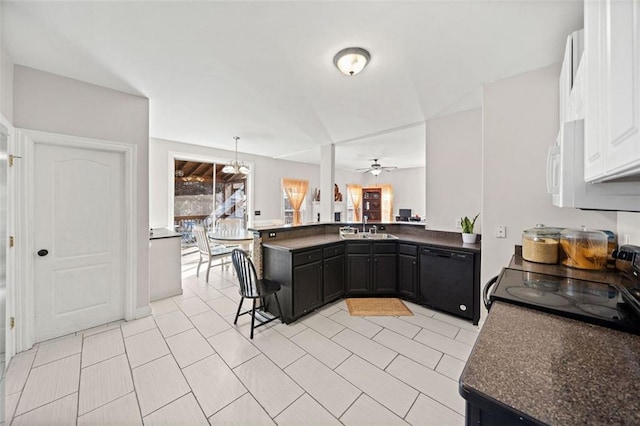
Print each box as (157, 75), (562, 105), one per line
(34, 143), (124, 342)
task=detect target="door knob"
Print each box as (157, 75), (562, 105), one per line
(37, 249), (49, 257)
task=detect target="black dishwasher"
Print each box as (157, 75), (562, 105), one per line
(420, 247), (474, 320)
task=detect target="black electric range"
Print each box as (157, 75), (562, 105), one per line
(484, 268), (640, 335)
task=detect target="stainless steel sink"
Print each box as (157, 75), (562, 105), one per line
(340, 233), (367, 240)
(364, 233), (398, 240)
(339, 233), (398, 240)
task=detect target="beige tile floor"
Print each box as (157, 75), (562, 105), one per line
(5, 250), (480, 425)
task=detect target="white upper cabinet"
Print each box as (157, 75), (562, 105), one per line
(584, 0), (640, 182)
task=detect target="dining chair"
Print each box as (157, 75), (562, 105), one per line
(193, 225), (233, 282)
(231, 249), (283, 339)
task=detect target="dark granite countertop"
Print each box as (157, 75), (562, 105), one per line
(149, 228), (181, 240)
(460, 302), (640, 425)
(261, 231), (481, 253)
(262, 234), (342, 251)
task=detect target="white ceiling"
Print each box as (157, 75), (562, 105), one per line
(2, 1), (583, 171)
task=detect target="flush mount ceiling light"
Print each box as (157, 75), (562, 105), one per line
(333, 47), (370, 76)
(222, 136), (250, 175)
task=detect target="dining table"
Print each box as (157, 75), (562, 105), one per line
(208, 230), (255, 257)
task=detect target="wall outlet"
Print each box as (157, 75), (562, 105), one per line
(268, 232), (276, 238)
(455, 218), (462, 228)
(496, 225), (506, 238)
(255, 210), (261, 216)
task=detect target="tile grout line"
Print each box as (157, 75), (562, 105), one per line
(119, 318), (147, 424)
(11, 391), (79, 423)
(280, 357), (354, 422)
(402, 391), (421, 423)
(380, 354), (465, 416)
(75, 332), (85, 425)
(159, 308), (214, 421)
(9, 340), (74, 418)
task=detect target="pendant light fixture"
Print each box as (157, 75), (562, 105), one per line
(222, 136), (250, 175)
(333, 47), (371, 76)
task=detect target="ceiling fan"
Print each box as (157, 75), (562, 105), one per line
(357, 159), (398, 176)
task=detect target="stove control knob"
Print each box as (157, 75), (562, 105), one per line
(612, 249), (633, 261)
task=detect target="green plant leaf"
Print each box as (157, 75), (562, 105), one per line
(461, 213), (480, 233)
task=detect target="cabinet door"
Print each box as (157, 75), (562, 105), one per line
(585, 0), (640, 182)
(323, 255), (345, 302)
(347, 254), (370, 294)
(398, 254), (418, 300)
(602, 0), (640, 178)
(373, 254), (397, 293)
(293, 262), (323, 316)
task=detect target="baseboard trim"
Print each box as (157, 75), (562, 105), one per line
(135, 305), (152, 319)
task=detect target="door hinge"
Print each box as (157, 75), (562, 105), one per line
(8, 154), (22, 167)
(10, 317), (15, 329)
(9, 236), (14, 248)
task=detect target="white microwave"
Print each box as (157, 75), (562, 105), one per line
(547, 119), (640, 212)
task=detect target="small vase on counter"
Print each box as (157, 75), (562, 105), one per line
(462, 233), (477, 244)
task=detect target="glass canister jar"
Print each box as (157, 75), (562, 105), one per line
(522, 224), (561, 264)
(559, 226), (608, 270)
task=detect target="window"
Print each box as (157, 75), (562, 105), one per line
(282, 178), (309, 225)
(346, 184), (362, 222)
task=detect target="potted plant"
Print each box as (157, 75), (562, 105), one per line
(460, 213), (480, 243)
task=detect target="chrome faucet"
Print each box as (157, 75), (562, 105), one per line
(371, 225), (377, 234)
(363, 215), (368, 233)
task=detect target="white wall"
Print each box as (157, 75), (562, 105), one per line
(425, 108), (482, 231)
(362, 167), (426, 219)
(149, 137), (362, 228)
(618, 212), (640, 245)
(13, 66), (151, 311)
(481, 63), (617, 285)
(0, 3), (13, 122)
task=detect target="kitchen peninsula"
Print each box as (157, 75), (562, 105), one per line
(250, 222), (481, 325)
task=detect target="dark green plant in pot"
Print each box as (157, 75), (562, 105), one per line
(460, 213), (480, 234)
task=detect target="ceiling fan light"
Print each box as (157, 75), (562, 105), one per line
(333, 47), (370, 76)
(222, 164), (236, 174)
(370, 169), (382, 176)
(238, 164), (250, 174)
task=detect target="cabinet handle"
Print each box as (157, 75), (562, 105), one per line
(412, 261), (416, 265)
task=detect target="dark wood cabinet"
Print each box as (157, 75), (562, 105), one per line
(293, 261), (323, 317)
(263, 244), (346, 323)
(323, 244), (345, 302)
(346, 243), (371, 294)
(263, 247), (323, 323)
(362, 188), (382, 222)
(263, 237), (479, 324)
(372, 243), (397, 293)
(397, 244), (418, 300)
(420, 246), (480, 325)
(346, 242), (397, 294)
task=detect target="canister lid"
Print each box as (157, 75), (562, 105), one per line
(560, 226), (608, 242)
(523, 224), (561, 239)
